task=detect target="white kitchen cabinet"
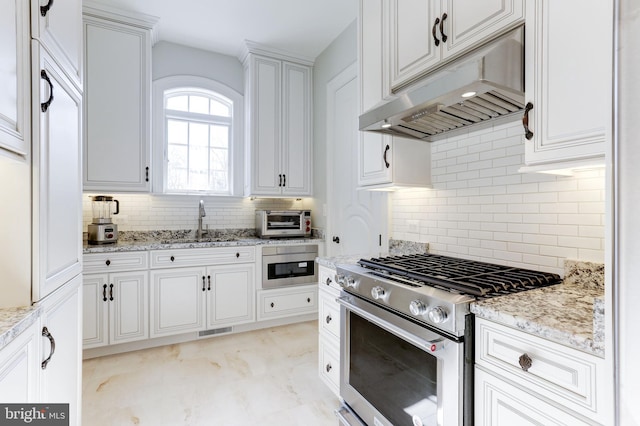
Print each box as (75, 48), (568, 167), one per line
(388, 0), (524, 92)
(32, 42), (83, 302)
(475, 318), (607, 425)
(31, 0), (83, 90)
(38, 276), (82, 426)
(83, 6), (156, 192)
(521, 0), (611, 171)
(317, 265), (341, 397)
(358, 0), (432, 190)
(242, 43), (313, 197)
(0, 0), (30, 157)
(257, 285), (318, 321)
(0, 320), (40, 403)
(83, 271), (149, 349)
(205, 264), (255, 328)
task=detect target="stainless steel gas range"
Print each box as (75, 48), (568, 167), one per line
(334, 253), (561, 426)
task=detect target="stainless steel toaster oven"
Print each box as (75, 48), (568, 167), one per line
(255, 210), (311, 238)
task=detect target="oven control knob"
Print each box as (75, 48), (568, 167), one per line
(409, 300), (427, 316)
(335, 274), (345, 286)
(428, 306), (448, 324)
(371, 286), (386, 300)
(345, 276), (357, 288)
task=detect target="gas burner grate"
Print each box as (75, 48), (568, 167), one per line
(358, 253), (561, 298)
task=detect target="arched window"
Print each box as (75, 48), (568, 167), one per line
(153, 76), (243, 195)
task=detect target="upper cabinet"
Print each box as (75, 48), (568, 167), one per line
(31, 0), (83, 91)
(0, 0), (30, 157)
(388, 0), (524, 92)
(358, 0), (432, 190)
(242, 42), (313, 197)
(521, 0), (612, 171)
(83, 5), (157, 192)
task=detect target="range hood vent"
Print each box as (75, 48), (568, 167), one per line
(359, 27), (524, 141)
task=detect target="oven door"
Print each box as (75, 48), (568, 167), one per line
(337, 295), (465, 426)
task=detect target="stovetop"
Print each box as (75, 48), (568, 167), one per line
(335, 253), (562, 337)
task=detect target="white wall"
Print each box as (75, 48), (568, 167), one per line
(391, 120), (605, 276)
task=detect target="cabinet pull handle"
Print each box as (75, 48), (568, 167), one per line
(109, 284), (114, 301)
(145, 166), (149, 182)
(41, 327), (56, 370)
(522, 102), (534, 140)
(332, 236), (340, 244)
(40, 0), (54, 17)
(432, 17), (441, 46)
(326, 363), (332, 373)
(282, 174), (286, 187)
(383, 144), (390, 168)
(170, 256), (175, 262)
(207, 275), (211, 291)
(40, 70), (54, 113)
(278, 174), (282, 187)
(326, 314), (332, 324)
(439, 13), (448, 43)
(326, 277), (332, 286)
(105, 259), (111, 266)
(518, 353), (533, 372)
(102, 284), (107, 302)
(202, 276), (206, 291)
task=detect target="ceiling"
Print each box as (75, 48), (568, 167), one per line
(87, 0), (358, 59)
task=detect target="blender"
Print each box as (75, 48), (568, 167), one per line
(87, 195), (119, 244)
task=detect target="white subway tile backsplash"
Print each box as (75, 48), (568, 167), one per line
(391, 120), (605, 272)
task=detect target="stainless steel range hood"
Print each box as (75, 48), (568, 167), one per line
(359, 27), (524, 141)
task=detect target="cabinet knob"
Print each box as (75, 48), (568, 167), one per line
(236, 252), (240, 258)
(326, 363), (332, 373)
(326, 314), (332, 324)
(307, 298), (311, 303)
(518, 353), (533, 372)
(325, 277), (332, 286)
(105, 259), (111, 266)
(170, 255), (175, 262)
(270, 302), (275, 308)
(332, 236), (340, 244)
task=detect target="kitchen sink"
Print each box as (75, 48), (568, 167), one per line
(158, 237), (239, 244)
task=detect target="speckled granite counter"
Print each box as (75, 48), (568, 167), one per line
(0, 305), (41, 351)
(83, 229), (323, 254)
(316, 239), (429, 269)
(472, 260), (605, 357)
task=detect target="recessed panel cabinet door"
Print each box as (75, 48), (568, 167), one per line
(109, 271), (149, 345)
(0, 0), (30, 156)
(32, 42), (83, 302)
(82, 274), (108, 348)
(206, 264), (255, 328)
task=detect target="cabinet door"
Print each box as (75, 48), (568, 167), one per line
(149, 267), (206, 337)
(39, 276), (82, 426)
(359, 134), (392, 185)
(475, 368), (592, 426)
(82, 274), (109, 349)
(31, 0), (83, 89)
(441, 0), (524, 62)
(388, 0), (441, 90)
(109, 271), (149, 345)
(83, 17), (151, 191)
(205, 264), (255, 328)
(32, 42), (83, 302)
(0, 0), (30, 156)
(0, 321), (39, 402)
(359, 0), (390, 111)
(524, 0), (610, 166)
(281, 62), (312, 196)
(247, 55), (282, 195)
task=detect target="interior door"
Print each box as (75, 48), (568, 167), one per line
(326, 63), (388, 257)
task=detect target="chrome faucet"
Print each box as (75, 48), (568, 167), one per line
(197, 200), (207, 240)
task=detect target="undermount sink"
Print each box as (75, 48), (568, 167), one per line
(159, 236), (238, 244)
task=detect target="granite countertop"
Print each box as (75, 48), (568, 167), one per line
(83, 229), (323, 254)
(0, 305), (41, 351)
(316, 239), (430, 269)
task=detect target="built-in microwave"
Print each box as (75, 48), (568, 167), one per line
(262, 245), (318, 289)
(255, 210), (311, 238)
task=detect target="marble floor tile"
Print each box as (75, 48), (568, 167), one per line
(82, 321), (340, 425)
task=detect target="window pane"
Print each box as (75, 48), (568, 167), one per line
(189, 95), (209, 114)
(166, 95), (188, 112)
(210, 148), (228, 172)
(210, 125), (229, 148)
(168, 144), (188, 169)
(210, 99), (231, 117)
(167, 120), (188, 145)
(211, 171), (228, 191)
(190, 122), (209, 147)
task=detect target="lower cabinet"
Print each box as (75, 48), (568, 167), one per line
(317, 265), (341, 397)
(38, 276), (82, 426)
(82, 271), (148, 348)
(0, 320), (39, 403)
(475, 318), (607, 425)
(150, 263), (255, 338)
(257, 285), (318, 321)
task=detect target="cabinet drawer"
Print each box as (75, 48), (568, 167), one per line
(318, 265), (341, 291)
(257, 285), (317, 320)
(150, 246), (255, 268)
(83, 252), (149, 273)
(319, 335), (340, 397)
(319, 291), (341, 339)
(475, 318), (605, 420)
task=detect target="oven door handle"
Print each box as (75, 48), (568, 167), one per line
(337, 296), (447, 353)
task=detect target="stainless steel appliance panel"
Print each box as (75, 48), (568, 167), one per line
(262, 244), (318, 288)
(255, 210), (311, 238)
